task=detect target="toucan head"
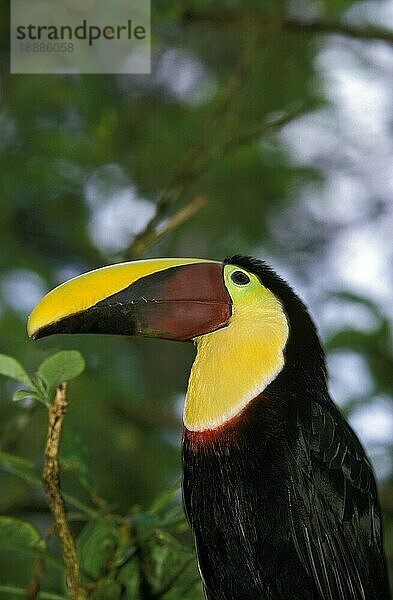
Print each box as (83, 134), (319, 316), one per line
(28, 256), (326, 429)
(28, 256), (320, 347)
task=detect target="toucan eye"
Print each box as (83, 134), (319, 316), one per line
(231, 270), (250, 286)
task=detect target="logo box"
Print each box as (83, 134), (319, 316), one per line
(11, 0), (151, 74)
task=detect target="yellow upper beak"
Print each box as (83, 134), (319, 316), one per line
(27, 257), (227, 341)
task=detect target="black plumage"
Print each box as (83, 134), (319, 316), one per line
(182, 256), (389, 600)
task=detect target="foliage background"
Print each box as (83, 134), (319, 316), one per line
(0, 0), (393, 597)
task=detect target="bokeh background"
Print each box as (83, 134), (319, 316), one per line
(0, 0), (393, 596)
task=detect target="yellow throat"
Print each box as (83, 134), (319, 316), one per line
(183, 264), (289, 432)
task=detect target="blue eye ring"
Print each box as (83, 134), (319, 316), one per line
(231, 270), (250, 286)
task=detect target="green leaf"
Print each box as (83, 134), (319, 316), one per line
(0, 451), (41, 487)
(0, 451), (98, 519)
(0, 516), (45, 554)
(12, 389), (39, 403)
(142, 529), (196, 595)
(332, 291), (381, 315)
(60, 430), (93, 491)
(131, 509), (159, 543)
(0, 587), (66, 600)
(32, 375), (52, 406)
(0, 354), (32, 386)
(118, 560), (141, 597)
(37, 350), (85, 391)
(150, 479), (181, 514)
(91, 581), (122, 600)
(77, 519), (120, 579)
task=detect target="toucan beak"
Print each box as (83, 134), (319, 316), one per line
(27, 258), (232, 342)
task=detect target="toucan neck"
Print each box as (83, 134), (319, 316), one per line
(183, 300), (289, 432)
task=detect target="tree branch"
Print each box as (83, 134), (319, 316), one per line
(284, 18), (393, 44)
(181, 9), (393, 46)
(127, 98), (311, 257)
(125, 34), (266, 258)
(129, 196), (206, 257)
(26, 554), (45, 599)
(221, 101), (315, 154)
(43, 383), (85, 600)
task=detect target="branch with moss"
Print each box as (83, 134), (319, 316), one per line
(181, 9), (393, 46)
(43, 382), (85, 600)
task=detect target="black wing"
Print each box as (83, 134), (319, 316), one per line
(288, 396), (389, 600)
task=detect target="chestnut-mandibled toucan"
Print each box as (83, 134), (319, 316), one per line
(28, 256), (389, 599)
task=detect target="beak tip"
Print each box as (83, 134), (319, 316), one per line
(27, 321), (52, 341)
(27, 316), (41, 340)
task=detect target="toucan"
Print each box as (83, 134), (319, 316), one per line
(28, 256), (389, 599)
